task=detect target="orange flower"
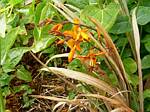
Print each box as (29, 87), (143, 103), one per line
(67, 39), (81, 62)
(51, 23), (63, 31)
(77, 51), (105, 66)
(49, 23), (63, 36)
(68, 45), (76, 62)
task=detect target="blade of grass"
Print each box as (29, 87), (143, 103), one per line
(132, 7), (143, 112)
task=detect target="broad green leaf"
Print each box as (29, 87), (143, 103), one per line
(68, 59), (86, 72)
(33, 27), (41, 41)
(116, 37), (128, 47)
(123, 58), (137, 74)
(2, 87), (11, 97)
(109, 16), (131, 34)
(141, 35), (150, 43)
(66, 0), (89, 9)
(40, 4), (55, 21)
(0, 13), (6, 38)
(9, 0), (23, 6)
(137, 6), (150, 25)
(34, 2), (46, 24)
(16, 65), (32, 82)
(145, 42), (150, 52)
(142, 55), (150, 69)
(13, 84), (31, 93)
(31, 36), (56, 53)
(2, 47), (30, 73)
(144, 89), (150, 99)
(128, 74), (138, 87)
(0, 73), (13, 87)
(139, 0), (150, 7)
(81, 3), (120, 30)
(143, 23), (150, 33)
(0, 27), (19, 65)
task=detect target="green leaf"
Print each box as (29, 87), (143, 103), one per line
(144, 89), (150, 99)
(0, 73), (13, 87)
(116, 37), (128, 47)
(128, 74), (139, 87)
(16, 65), (32, 82)
(145, 42), (150, 52)
(13, 84), (31, 93)
(31, 36), (56, 53)
(109, 16), (132, 34)
(2, 47), (30, 73)
(123, 58), (137, 74)
(67, 59), (86, 72)
(0, 27), (19, 65)
(9, 0), (23, 6)
(34, 2), (46, 24)
(81, 3), (120, 30)
(142, 55), (150, 69)
(141, 35), (150, 43)
(66, 0), (89, 9)
(40, 4), (55, 21)
(137, 6), (150, 25)
(2, 87), (11, 97)
(0, 13), (6, 38)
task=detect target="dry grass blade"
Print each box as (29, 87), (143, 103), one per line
(50, 3), (73, 22)
(88, 17), (130, 102)
(132, 7), (143, 112)
(30, 95), (88, 105)
(45, 53), (70, 65)
(53, 102), (66, 112)
(79, 94), (133, 112)
(41, 67), (127, 105)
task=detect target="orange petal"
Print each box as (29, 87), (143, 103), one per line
(67, 39), (75, 49)
(51, 24), (63, 31)
(73, 18), (80, 32)
(57, 40), (64, 45)
(80, 31), (89, 41)
(95, 52), (106, 56)
(76, 43), (81, 51)
(68, 46), (76, 62)
(73, 18), (80, 24)
(63, 30), (74, 37)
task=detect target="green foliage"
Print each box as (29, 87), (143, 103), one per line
(66, 0), (89, 9)
(1, 27), (19, 65)
(9, 0), (23, 6)
(2, 47), (30, 73)
(109, 15), (132, 34)
(68, 59), (86, 72)
(123, 58), (137, 74)
(81, 3), (120, 30)
(142, 55), (150, 69)
(137, 6), (150, 25)
(16, 65), (32, 82)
